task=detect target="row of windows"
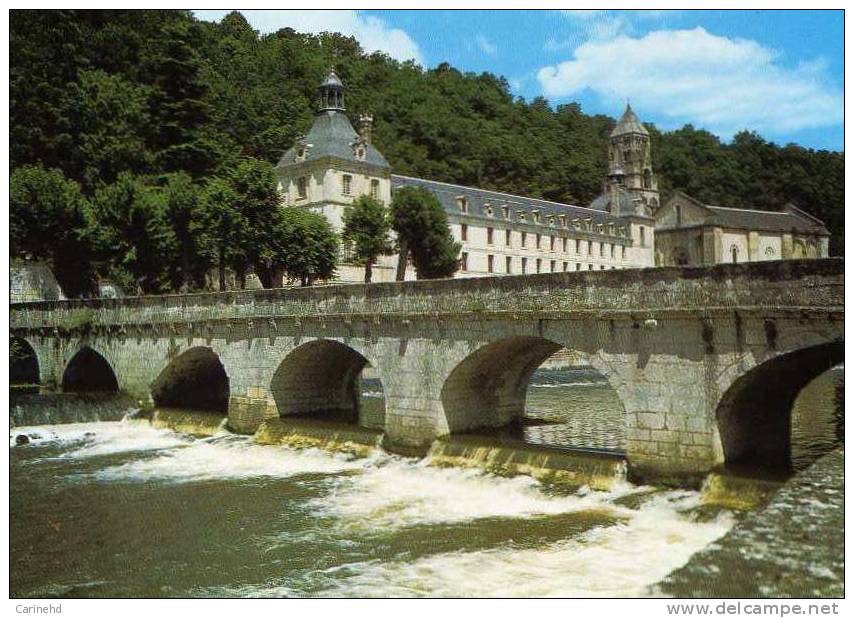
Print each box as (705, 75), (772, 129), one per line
(460, 253), (618, 274)
(295, 175), (380, 200)
(460, 224), (628, 259)
(455, 197), (628, 237)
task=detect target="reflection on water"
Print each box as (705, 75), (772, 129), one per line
(791, 366), (844, 470)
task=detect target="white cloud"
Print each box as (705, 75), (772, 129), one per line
(537, 27), (842, 136)
(476, 34), (497, 55)
(194, 10), (424, 64)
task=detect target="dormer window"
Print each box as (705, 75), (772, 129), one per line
(532, 210), (540, 224)
(502, 205), (509, 219)
(548, 215), (555, 226)
(519, 212), (526, 223)
(484, 204), (494, 217)
(297, 148), (305, 160)
(356, 147), (366, 160)
(572, 218), (580, 230)
(559, 215), (566, 228)
(457, 196), (468, 214)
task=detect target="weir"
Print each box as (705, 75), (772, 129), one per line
(9, 259), (844, 481)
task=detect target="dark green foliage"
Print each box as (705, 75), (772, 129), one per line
(390, 186), (461, 280)
(342, 196), (393, 282)
(273, 208), (338, 286)
(9, 9), (844, 297)
(10, 165), (98, 296)
(193, 177), (244, 290)
(85, 173), (179, 294)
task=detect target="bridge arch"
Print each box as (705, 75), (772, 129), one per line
(150, 347), (230, 413)
(62, 346), (119, 393)
(270, 338), (381, 425)
(439, 336), (627, 446)
(715, 339), (843, 470)
(10, 336), (40, 385)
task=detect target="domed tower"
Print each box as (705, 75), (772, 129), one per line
(607, 103), (659, 214)
(276, 70), (395, 282)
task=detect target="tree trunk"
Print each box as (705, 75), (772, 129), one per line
(395, 242), (408, 281)
(365, 259), (373, 284)
(217, 247), (225, 291)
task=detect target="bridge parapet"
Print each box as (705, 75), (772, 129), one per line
(9, 259), (844, 331)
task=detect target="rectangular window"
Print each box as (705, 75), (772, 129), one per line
(536, 258), (542, 273)
(297, 177), (307, 199)
(521, 257), (527, 274)
(370, 179), (380, 200)
(562, 238), (568, 253)
(575, 239), (581, 254)
(600, 265), (606, 270)
(563, 262), (568, 272)
(461, 252), (468, 271)
(521, 232), (527, 248)
(610, 244), (615, 258)
(622, 246), (627, 260)
(550, 260), (556, 272)
(536, 234), (541, 249)
(487, 227), (494, 245)
(487, 254), (494, 273)
(600, 243), (605, 257)
(550, 236), (556, 251)
(342, 174), (352, 196)
(640, 226), (646, 246)
(505, 229), (511, 246)
(588, 240), (593, 255)
(506, 256), (512, 274)
(575, 263), (581, 271)
(588, 264), (593, 270)
(461, 224), (468, 241)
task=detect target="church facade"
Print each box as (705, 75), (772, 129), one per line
(276, 73), (829, 283)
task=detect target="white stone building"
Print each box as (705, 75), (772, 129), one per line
(276, 73), (828, 282)
(276, 73), (654, 282)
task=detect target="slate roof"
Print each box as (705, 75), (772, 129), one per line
(391, 175), (624, 227)
(611, 104), (649, 137)
(276, 111), (391, 170)
(705, 205), (829, 235)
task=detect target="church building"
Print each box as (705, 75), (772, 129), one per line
(276, 72), (829, 283)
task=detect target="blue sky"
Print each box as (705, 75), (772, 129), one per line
(194, 9), (844, 151)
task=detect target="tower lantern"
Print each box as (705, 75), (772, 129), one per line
(318, 70), (345, 112)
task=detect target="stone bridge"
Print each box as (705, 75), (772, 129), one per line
(10, 259), (843, 480)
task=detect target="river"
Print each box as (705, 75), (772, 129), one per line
(9, 366), (843, 598)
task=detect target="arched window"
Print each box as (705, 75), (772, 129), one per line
(643, 169), (653, 189)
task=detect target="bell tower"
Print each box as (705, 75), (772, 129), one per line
(607, 104), (660, 214)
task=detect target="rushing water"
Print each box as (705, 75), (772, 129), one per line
(9, 366), (843, 598)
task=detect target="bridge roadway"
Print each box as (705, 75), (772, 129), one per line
(10, 259), (844, 481)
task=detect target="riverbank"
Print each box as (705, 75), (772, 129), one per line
(652, 448), (844, 598)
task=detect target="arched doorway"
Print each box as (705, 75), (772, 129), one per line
(270, 339), (384, 427)
(62, 347), (118, 393)
(10, 337), (39, 386)
(440, 338), (626, 451)
(150, 347), (230, 413)
(716, 340), (843, 472)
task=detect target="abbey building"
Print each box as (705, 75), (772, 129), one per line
(276, 73), (829, 283)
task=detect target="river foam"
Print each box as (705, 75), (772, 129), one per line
(316, 492), (733, 597)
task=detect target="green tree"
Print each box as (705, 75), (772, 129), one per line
(273, 208), (338, 286)
(341, 195), (393, 283)
(390, 185), (461, 280)
(10, 165), (97, 296)
(193, 177), (245, 290)
(85, 173), (178, 294)
(160, 172), (206, 290)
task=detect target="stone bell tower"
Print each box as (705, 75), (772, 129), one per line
(607, 104), (660, 214)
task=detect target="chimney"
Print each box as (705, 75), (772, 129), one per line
(358, 114), (373, 144)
